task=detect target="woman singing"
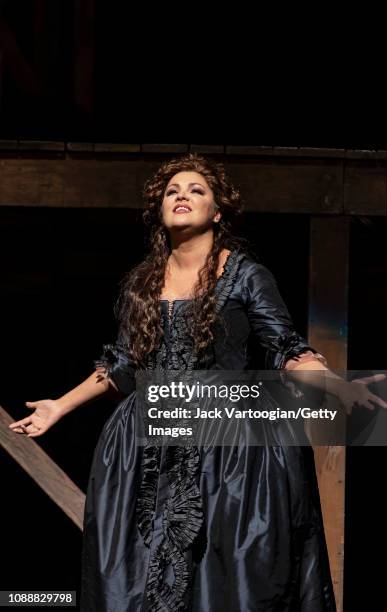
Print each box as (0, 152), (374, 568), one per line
(9, 153), (386, 611)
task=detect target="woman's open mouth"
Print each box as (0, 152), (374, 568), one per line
(173, 205), (192, 214)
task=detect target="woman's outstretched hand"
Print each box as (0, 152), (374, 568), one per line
(336, 373), (387, 415)
(8, 399), (65, 438)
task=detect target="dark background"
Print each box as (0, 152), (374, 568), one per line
(0, 2), (386, 611)
(0, 0), (385, 149)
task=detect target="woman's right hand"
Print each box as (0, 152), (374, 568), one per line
(8, 399), (65, 438)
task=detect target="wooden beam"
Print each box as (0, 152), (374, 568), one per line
(0, 151), (386, 214)
(345, 160), (387, 215)
(225, 159), (343, 214)
(0, 405), (85, 530)
(0, 157), (344, 213)
(308, 216), (349, 612)
(3, 142), (387, 161)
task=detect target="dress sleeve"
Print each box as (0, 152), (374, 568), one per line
(93, 329), (136, 395)
(242, 263), (327, 370)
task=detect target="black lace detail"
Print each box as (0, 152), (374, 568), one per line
(93, 342), (126, 376)
(146, 540), (189, 611)
(264, 329), (318, 370)
(162, 446), (203, 549)
(143, 444), (204, 612)
(136, 443), (162, 546)
(137, 248), (245, 611)
(214, 247), (244, 314)
(93, 342), (136, 395)
(169, 305), (197, 371)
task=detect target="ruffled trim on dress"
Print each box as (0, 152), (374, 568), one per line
(214, 246), (244, 314)
(143, 444), (205, 612)
(146, 540), (189, 611)
(266, 333), (329, 401)
(93, 342), (125, 376)
(264, 330), (322, 370)
(162, 446), (203, 549)
(137, 248), (246, 612)
(136, 443), (162, 546)
(93, 342), (136, 394)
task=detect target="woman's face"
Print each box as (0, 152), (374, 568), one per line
(161, 171), (221, 233)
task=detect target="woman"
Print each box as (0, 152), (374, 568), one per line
(9, 153), (386, 611)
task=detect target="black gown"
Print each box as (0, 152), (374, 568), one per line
(80, 248), (337, 612)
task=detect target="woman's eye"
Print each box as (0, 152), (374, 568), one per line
(166, 188), (204, 196)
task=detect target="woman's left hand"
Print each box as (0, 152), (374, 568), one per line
(336, 373), (387, 415)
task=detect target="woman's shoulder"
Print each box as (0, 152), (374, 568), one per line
(226, 249), (280, 304)
(215, 247), (276, 306)
(234, 249), (276, 283)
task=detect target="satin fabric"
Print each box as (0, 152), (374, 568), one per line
(80, 250), (337, 611)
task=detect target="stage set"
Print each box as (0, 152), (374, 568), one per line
(1, 2), (387, 611)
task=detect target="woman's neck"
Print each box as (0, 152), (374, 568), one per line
(168, 233), (215, 273)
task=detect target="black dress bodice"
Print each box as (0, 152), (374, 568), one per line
(95, 248), (318, 388)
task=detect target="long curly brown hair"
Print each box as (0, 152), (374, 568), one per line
(114, 152), (250, 368)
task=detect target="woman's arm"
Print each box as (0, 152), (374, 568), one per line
(9, 341), (131, 437)
(57, 337), (137, 417)
(54, 337), (135, 417)
(284, 350), (346, 397)
(9, 336), (134, 437)
(55, 369), (117, 417)
(9, 370), (116, 437)
(286, 357), (350, 404)
(243, 262), (387, 411)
